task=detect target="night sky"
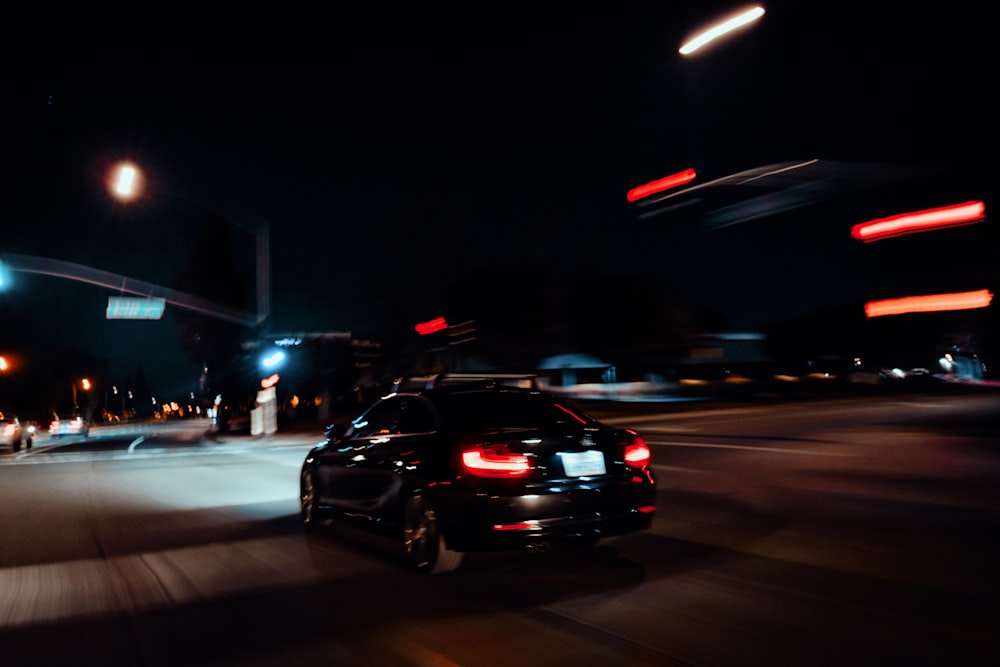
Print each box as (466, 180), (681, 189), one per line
(2, 2), (994, 411)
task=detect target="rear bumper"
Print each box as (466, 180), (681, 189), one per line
(434, 479), (657, 552)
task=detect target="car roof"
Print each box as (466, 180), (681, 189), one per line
(392, 372), (539, 392)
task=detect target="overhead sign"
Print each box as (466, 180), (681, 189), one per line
(106, 297), (165, 320)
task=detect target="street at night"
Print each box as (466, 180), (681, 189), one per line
(2, 391), (997, 665)
(2, 4), (997, 665)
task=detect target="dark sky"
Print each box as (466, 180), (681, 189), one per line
(2, 2), (994, 403)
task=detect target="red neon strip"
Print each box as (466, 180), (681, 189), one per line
(851, 200), (985, 242)
(626, 168), (697, 202)
(865, 289), (994, 318)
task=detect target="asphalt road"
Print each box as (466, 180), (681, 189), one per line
(1, 390), (998, 665)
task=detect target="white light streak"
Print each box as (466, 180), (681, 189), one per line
(679, 6), (766, 55)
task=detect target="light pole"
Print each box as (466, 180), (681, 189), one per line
(72, 378), (91, 414)
(109, 161), (271, 333)
(0, 356), (8, 405)
(110, 160), (274, 429)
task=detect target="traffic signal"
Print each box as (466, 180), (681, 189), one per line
(415, 317), (448, 335)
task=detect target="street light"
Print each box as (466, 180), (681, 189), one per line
(110, 163), (142, 201)
(72, 378), (90, 413)
(0, 356), (9, 403)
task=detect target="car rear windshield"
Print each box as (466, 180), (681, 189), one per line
(438, 391), (593, 430)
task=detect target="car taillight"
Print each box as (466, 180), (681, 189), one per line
(624, 433), (651, 469)
(49, 421), (59, 432)
(2, 424), (14, 437)
(461, 444), (531, 478)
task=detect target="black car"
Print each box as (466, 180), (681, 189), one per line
(299, 373), (657, 574)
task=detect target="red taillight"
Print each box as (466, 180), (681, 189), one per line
(624, 434), (651, 469)
(492, 521), (540, 532)
(2, 424), (14, 437)
(461, 444), (531, 478)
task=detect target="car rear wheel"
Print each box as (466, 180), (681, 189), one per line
(402, 491), (464, 575)
(12, 437), (21, 453)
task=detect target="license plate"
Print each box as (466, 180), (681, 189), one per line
(559, 450), (606, 477)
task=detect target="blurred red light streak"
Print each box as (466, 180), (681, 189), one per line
(851, 200), (985, 242)
(415, 317), (448, 335)
(865, 289), (994, 317)
(627, 168), (697, 202)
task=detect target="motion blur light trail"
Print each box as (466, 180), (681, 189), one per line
(865, 289), (994, 318)
(679, 5), (766, 55)
(851, 200), (986, 242)
(627, 168), (698, 202)
(415, 316), (448, 335)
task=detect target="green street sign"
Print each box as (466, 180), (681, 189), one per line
(106, 297), (165, 320)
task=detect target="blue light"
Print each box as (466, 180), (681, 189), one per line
(260, 349), (286, 369)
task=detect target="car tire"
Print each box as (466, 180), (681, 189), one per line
(25, 435), (32, 450)
(402, 491), (464, 575)
(12, 437), (21, 453)
(300, 469), (329, 529)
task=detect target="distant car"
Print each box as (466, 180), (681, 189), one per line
(48, 415), (85, 438)
(299, 373), (657, 574)
(1, 413), (32, 453)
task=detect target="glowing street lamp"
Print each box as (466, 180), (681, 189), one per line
(110, 163), (142, 201)
(72, 378), (91, 412)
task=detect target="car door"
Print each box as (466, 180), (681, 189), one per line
(315, 395), (437, 519)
